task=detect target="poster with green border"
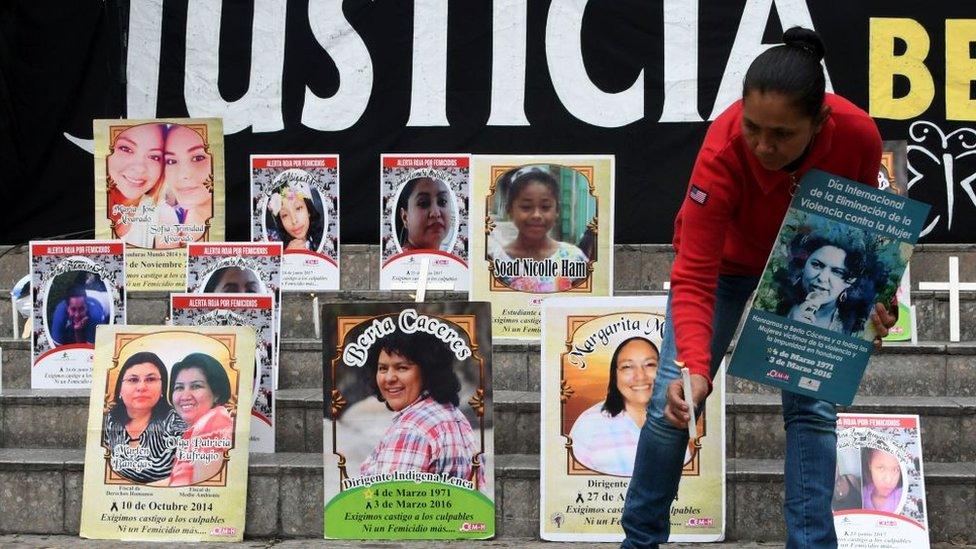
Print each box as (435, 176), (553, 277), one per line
(322, 301), (494, 539)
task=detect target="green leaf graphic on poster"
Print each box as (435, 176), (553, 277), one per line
(324, 481), (495, 539)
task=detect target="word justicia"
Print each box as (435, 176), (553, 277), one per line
(342, 309), (472, 367)
(567, 315), (664, 369)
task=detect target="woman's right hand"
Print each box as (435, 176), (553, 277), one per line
(663, 373), (709, 429)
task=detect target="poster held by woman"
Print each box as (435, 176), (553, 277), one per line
(540, 297), (725, 541)
(470, 155), (614, 339)
(833, 413), (929, 548)
(30, 240), (126, 388)
(94, 118), (225, 292)
(79, 325), (255, 541)
(250, 154), (340, 291)
(170, 293), (276, 453)
(729, 170), (931, 404)
(321, 301), (493, 539)
(379, 154), (470, 292)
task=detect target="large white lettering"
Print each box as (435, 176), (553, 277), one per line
(708, 0), (831, 120)
(487, 0), (530, 126)
(406, 0), (449, 126)
(546, 0), (644, 128)
(301, 0), (374, 131)
(183, 0), (286, 133)
(660, 0), (701, 122)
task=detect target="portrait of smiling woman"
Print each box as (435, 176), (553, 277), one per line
(359, 330), (484, 486)
(167, 352), (234, 487)
(569, 337), (659, 476)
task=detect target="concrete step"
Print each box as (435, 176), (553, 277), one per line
(497, 454), (976, 543)
(2, 242), (976, 291)
(3, 388), (974, 467)
(5, 284), (976, 344)
(3, 242), (976, 339)
(1, 448), (971, 542)
(4, 337), (975, 396)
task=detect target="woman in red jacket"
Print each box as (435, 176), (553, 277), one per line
(620, 27), (894, 549)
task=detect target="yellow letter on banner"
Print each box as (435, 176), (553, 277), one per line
(869, 18), (934, 120)
(946, 20), (976, 121)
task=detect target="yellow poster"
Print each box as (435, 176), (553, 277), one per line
(93, 118), (225, 292)
(540, 297), (725, 541)
(80, 325), (254, 542)
(470, 155), (614, 339)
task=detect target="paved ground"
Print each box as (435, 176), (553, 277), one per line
(0, 537), (973, 549)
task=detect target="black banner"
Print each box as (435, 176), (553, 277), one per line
(2, 0), (975, 245)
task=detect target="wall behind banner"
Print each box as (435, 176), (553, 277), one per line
(3, 0), (976, 245)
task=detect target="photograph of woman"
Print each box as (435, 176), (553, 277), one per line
(359, 330), (484, 487)
(766, 222), (888, 337)
(490, 166), (590, 293)
(202, 266), (263, 294)
(394, 176), (456, 252)
(106, 123), (166, 248)
(168, 353), (234, 487)
(861, 447), (903, 513)
(102, 352), (187, 484)
(265, 176), (325, 252)
(156, 124), (214, 248)
(569, 337), (658, 476)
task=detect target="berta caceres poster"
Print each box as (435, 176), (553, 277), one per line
(322, 302), (494, 539)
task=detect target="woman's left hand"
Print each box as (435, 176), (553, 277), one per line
(870, 302), (897, 351)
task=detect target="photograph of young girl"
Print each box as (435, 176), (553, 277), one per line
(263, 170), (328, 253)
(487, 164), (596, 293)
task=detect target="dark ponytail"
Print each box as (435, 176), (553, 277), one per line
(743, 27), (826, 118)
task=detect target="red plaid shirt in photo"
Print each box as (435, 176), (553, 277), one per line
(360, 395), (486, 488)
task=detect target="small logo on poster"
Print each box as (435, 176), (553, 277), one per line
(687, 517), (714, 527)
(460, 522), (487, 532)
(798, 377), (821, 391)
(210, 526), (237, 536)
(550, 513), (564, 528)
(766, 369), (790, 382)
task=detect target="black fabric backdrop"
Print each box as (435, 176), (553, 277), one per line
(2, 1), (974, 245)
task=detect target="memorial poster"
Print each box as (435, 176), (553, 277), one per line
(79, 325), (255, 542)
(471, 155), (614, 339)
(171, 293), (276, 453)
(540, 297), (725, 542)
(94, 118), (225, 292)
(833, 413), (929, 549)
(322, 302), (494, 539)
(379, 154), (469, 292)
(250, 154), (340, 291)
(30, 240), (126, 389)
(186, 242), (282, 385)
(729, 170), (931, 405)
(879, 141), (913, 343)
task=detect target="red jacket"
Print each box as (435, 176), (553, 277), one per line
(671, 93), (882, 386)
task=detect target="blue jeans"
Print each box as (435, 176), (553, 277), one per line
(620, 275), (838, 549)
